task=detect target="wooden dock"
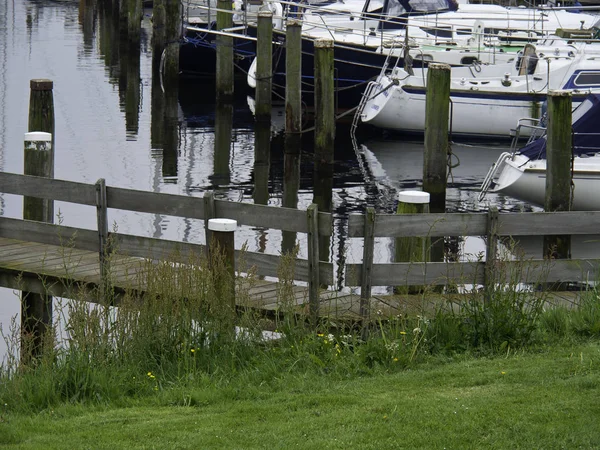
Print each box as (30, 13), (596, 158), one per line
(0, 172), (597, 325)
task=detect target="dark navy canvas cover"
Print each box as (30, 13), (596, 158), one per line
(519, 94), (600, 160)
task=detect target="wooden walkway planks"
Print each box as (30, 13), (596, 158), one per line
(0, 237), (372, 320)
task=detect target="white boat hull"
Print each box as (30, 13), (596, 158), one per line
(491, 154), (600, 210)
(362, 78), (545, 137)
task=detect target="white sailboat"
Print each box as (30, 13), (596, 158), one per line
(359, 38), (600, 138)
(479, 93), (600, 210)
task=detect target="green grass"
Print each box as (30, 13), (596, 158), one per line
(1, 340), (599, 449)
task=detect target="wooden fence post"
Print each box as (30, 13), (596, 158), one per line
(216, 0), (234, 101)
(307, 203), (320, 326)
(285, 19), (302, 147)
(207, 218), (237, 314)
(314, 38), (335, 164)
(203, 191), (216, 257)
(484, 206), (499, 305)
(96, 178), (111, 299)
(544, 90), (572, 260)
(360, 207), (375, 322)
(394, 191), (430, 294)
(21, 132), (54, 362)
(255, 11), (273, 122)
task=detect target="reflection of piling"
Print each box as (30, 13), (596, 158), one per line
(255, 12), (273, 122)
(126, 0), (142, 44)
(164, 0), (181, 87)
(125, 41), (141, 136)
(423, 63), (450, 263)
(544, 90), (572, 259)
(394, 191), (430, 295)
(253, 122), (271, 205)
(314, 38), (335, 164)
(216, 0), (234, 101)
(162, 78), (179, 179)
(22, 79), (55, 362)
(282, 150), (301, 254)
(214, 102), (233, 186)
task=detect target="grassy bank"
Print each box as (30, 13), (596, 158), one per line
(1, 249), (600, 447)
(1, 340), (599, 448)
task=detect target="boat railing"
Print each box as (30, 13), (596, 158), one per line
(510, 117), (547, 152)
(478, 151), (513, 203)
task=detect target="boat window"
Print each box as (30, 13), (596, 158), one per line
(420, 26), (452, 38)
(574, 72), (600, 87)
(456, 28), (472, 35)
(407, 0), (449, 12)
(461, 56), (478, 65)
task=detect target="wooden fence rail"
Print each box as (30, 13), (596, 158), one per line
(2, 171), (600, 321)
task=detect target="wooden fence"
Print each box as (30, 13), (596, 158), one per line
(2, 171), (600, 319)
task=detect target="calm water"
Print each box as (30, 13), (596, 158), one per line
(0, 0), (543, 359)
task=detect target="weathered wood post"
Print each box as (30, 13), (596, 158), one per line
(22, 79), (55, 362)
(216, 0), (234, 101)
(151, 0), (166, 73)
(360, 207), (375, 321)
(423, 63), (450, 264)
(307, 203), (320, 326)
(163, 0), (182, 87)
(208, 218), (237, 315)
(282, 20), (303, 254)
(255, 11), (273, 122)
(394, 191), (430, 294)
(314, 38), (335, 165)
(544, 90), (572, 260)
(484, 206), (499, 305)
(22, 132), (54, 362)
(285, 20), (302, 149)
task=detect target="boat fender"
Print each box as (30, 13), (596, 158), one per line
(266, 2), (284, 30)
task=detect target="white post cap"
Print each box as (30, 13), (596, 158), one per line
(208, 218), (237, 232)
(398, 190), (430, 204)
(24, 131), (52, 142)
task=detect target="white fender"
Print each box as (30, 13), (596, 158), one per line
(247, 57), (257, 88)
(268, 2), (284, 30)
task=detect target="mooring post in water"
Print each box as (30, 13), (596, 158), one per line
(394, 191), (430, 295)
(151, 0), (166, 74)
(22, 132), (54, 362)
(544, 90), (572, 260)
(163, 0), (182, 87)
(216, 0), (234, 101)
(208, 218), (237, 313)
(285, 20), (302, 146)
(255, 11), (273, 122)
(423, 63), (450, 264)
(314, 38), (335, 164)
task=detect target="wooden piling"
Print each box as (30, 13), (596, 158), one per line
(394, 191), (430, 294)
(23, 79), (56, 361)
(285, 20), (302, 144)
(208, 218), (237, 314)
(423, 63), (450, 265)
(255, 11), (273, 122)
(216, 0), (234, 101)
(314, 38), (335, 164)
(423, 63), (450, 213)
(544, 90), (572, 259)
(163, 0), (181, 87)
